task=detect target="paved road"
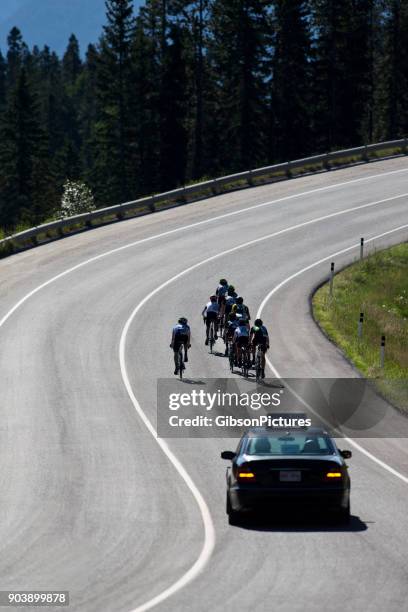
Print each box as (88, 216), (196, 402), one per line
(0, 158), (407, 611)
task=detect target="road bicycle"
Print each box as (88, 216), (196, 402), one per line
(224, 331), (232, 357)
(229, 342), (235, 372)
(218, 312), (226, 337)
(177, 343), (186, 380)
(241, 344), (251, 378)
(209, 319), (217, 353)
(255, 344), (264, 382)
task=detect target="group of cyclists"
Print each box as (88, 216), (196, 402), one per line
(170, 279), (270, 378)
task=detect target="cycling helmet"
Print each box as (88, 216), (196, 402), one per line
(228, 285), (235, 294)
(255, 318), (263, 326)
(219, 279), (228, 285)
(236, 296), (244, 304)
(178, 317), (188, 325)
(210, 294), (217, 302)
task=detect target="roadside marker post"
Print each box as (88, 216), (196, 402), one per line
(360, 237), (364, 260)
(358, 312), (364, 338)
(380, 335), (386, 368)
(329, 262), (335, 297)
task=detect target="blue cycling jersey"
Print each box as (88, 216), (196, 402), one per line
(225, 294), (236, 305)
(227, 320), (239, 331)
(173, 323), (190, 336)
(217, 284), (229, 296)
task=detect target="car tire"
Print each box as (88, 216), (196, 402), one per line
(226, 493), (241, 526)
(336, 502), (351, 524)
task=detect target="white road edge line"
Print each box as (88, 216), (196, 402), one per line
(2, 189), (406, 334)
(257, 224), (408, 485)
(120, 210), (407, 611)
(1, 168), (407, 332)
(0, 171), (405, 611)
(119, 296), (215, 612)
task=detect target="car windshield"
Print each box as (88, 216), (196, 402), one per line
(245, 433), (335, 456)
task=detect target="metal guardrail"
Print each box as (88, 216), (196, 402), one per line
(1, 138), (406, 255)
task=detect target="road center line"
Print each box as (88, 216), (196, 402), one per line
(0, 170), (406, 611)
(120, 214), (407, 611)
(1, 168), (406, 332)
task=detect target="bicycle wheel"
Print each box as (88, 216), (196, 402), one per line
(245, 355), (250, 378)
(241, 348), (246, 376)
(255, 347), (261, 381)
(229, 347), (234, 372)
(209, 323), (214, 353)
(221, 313), (226, 336)
(178, 346), (184, 380)
(244, 347), (251, 378)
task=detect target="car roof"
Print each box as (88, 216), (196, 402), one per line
(246, 426), (328, 437)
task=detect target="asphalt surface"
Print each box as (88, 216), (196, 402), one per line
(0, 158), (407, 612)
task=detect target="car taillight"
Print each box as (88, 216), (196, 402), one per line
(325, 471), (342, 479)
(236, 466), (256, 482)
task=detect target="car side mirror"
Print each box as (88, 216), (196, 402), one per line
(221, 451), (236, 460)
(340, 450), (352, 459)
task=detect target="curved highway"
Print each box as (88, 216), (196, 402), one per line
(0, 158), (407, 611)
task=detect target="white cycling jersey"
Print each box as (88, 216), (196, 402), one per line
(234, 326), (249, 339)
(203, 301), (219, 315)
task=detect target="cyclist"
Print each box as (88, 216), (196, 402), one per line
(170, 317), (191, 375)
(233, 317), (250, 365)
(224, 285), (238, 320)
(232, 296), (251, 321)
(250, 318), (269, 378)
(216, 279), (229, 320)
(224, 311), (239, 356)
(202, 295), (219, 345)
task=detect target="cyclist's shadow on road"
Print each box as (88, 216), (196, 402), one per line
(179, 379), (207, 385)
(210, 351), (227, 358)
(243, 379), (285, 388)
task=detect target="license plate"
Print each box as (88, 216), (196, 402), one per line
(279, 470), (301, 482)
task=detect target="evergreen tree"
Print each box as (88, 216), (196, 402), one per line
(0, 0), (407, 234)
(374, 1), (408, 140)
(35, 47), (67, 183)
(93, 0), (136, 205)
(0, 69), (56, 229)
(0, 52), (6, 110)
(168, 0), (212, 180)
(78, 44), (100, 184)
(344, 0), (379, 145)
(6, 27), (28, 91)
(130, 12), (161, 194)
(159, 24), (189, 189)
(61, 35), (83, 180)
(62, 34), (82, 86)
(208, 0), (271, 173)
(191, 0), (210, 179)
(310, 0), (375, 150)
(270, 0), (312, 161)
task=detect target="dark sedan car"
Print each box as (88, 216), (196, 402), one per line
(221, 427), (352, 524)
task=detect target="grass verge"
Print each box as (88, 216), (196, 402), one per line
(313, 243), (408, 412)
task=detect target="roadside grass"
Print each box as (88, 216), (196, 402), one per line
(313, 243), (408, 411)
